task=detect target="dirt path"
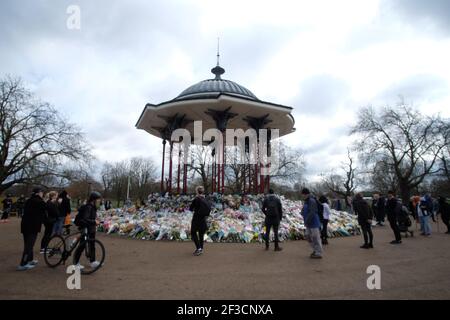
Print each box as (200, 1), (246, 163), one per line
(1, 217), (449, 299)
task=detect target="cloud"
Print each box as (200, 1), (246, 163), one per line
(1, 0), (450, 184)
(385, 0), (450, 35)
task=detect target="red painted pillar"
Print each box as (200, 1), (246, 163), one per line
(183, 163), (187, 194)
(212, 152), (216, 193)
(168, 142), (173, 194)
(161, 139), (166, 193)
(254, 140), (259, 194)
(243, 162), (246, 194)
(222, 133), (225, 194)
(177, 146), (181, 194)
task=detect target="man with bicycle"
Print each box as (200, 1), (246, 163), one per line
(73, 191), (102, 270)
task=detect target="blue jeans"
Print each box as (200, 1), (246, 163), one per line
(419, 216), (431, 235)
(52, 217), (65, 236)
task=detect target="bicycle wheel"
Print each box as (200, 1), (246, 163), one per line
(44, 235), (66, 268)
(74, 239), (105, 275)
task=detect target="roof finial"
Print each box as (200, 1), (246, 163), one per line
(211, 37), (225, 80)
(216, 37), (220, 66)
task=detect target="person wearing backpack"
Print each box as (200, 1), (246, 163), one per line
(318, 196), (330, 245)
(73, 191), (102, 270)
(189, 186), (211, 256)
(353, 193), (374, 249)
(262, 189), (283, 252)
(301, 188), (323, 259)
(386, 191), (402, 244)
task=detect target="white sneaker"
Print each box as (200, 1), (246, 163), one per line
(74, 263), (85, 270)
(29, 260), (38, 266)
(90, 261), (101, 268)
(17, 264), (35, 271)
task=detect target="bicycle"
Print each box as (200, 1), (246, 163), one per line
(44, 228), (105, 275)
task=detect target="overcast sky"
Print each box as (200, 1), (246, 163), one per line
(1, 0), (450, 181)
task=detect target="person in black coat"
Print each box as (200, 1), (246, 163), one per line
(354, 193), (374, 249)
(1, 194), (13, 222)
(40, 191), (59, 253)
(372, 193), (386, 226)
(73, 191), (102, 270)
(438, 196), (450, 234)
(386, 191), (402, 244)
(16, 195), (26, 218)
(17, 188), (47, 271)
(53, 190), (71, 235)
(189, 186), (211, 256)
(262, 189), (283, 252)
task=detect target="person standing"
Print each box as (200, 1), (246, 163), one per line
(353, 193), (374, 249)
(319, 196), (331, 245)
(1, 194), (13, 223)
(40, 191), (59, 253)
(386, 191), (402, 244)
(73, 191), (102, 270)
(17, 188), (47, 271)
(301, 188), (323, 259)
(262, 189), (283, 252)
(437, 196), (450, 234)
(53, 190), (71, 235)
(16, 194), (26, 218)
(417, 196), (432, 237)
(189, 186), (211, 256)
(372, 193), (386, 226)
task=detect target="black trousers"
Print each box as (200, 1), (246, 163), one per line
(40, 223), (54, 250)
(191, 220), (207, 250)
(442, 216), (450, 232)
(20, 233), (38, 266)
(74, 232), (96, 264)
(265, 222), (280, 249)
(375, 210), (385, 223)
(1, 208), (10, 220)
(388, 217), (402, 241)
(321, 219), (329, 241)
(360, 222), (373, 245)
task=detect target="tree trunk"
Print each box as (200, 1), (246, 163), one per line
(399, 182), (412, 204)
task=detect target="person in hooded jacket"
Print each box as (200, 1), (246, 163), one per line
(353, 193), (374, 249)
(40, 191), (59, 253)
(73, 191), (102, 270)
(262, 189), (283, 252)
(301, 188), (323, 259)
(17, 188), (47, 271)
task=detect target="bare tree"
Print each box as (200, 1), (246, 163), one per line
(351, 102), (449, 202)
(0, 76), (90, 194)
(188, 145), (211, 192)
(321, 149), (358, 197)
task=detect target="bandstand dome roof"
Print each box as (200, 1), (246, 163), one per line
(176, 78), (258, 101)
(136, 61), (296, 142)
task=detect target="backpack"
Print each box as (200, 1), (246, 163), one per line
(197, 197), (212, 217)
(74, 205), (85, 227)
(264, 196), (280, 218)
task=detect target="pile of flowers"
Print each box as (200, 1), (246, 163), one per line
(96, 194), (360, 243)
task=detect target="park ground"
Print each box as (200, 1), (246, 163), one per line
(0, 217), (449, 300)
